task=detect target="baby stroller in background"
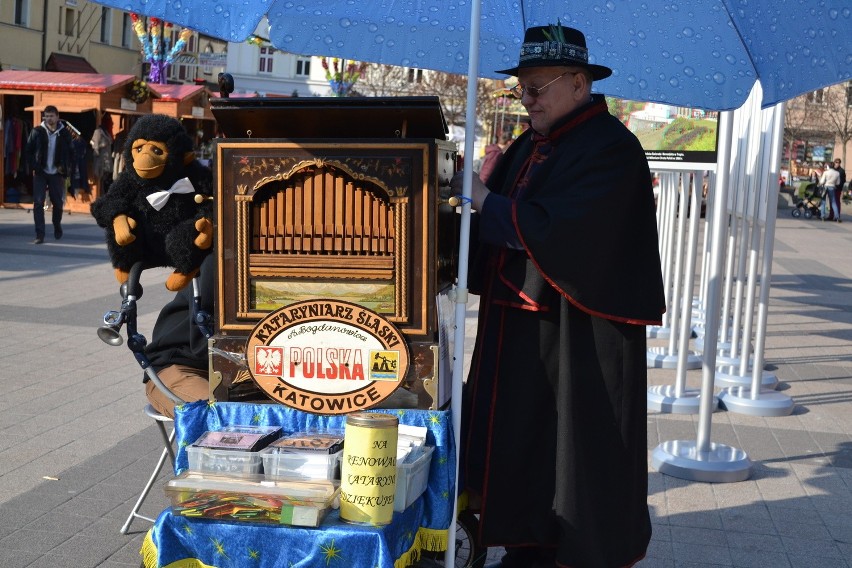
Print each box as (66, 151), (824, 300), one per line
(791, 182), (823, 219)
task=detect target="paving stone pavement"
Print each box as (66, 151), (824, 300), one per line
(0, 205), (850, 567)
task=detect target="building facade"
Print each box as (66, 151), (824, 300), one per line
(223, 21), (331, 97)
(784, 81), (852, 180)
(1, 0), (227, 82)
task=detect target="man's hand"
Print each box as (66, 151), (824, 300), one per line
(450, 171), (491, 211)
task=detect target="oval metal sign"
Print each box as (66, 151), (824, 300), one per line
(246, 299), (410, 415)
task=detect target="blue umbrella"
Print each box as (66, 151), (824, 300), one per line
(92, 0), (851, 110)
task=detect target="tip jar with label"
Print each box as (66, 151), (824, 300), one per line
(339, 412), (398, 525)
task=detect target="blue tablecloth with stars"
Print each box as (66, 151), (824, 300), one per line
(142, 401), (455, 568)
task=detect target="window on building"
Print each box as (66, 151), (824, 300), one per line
(100, 7), (112, 44)
(296, 57), (311, 77)
(14, 0), (29, 26)
(408, 68), (423, 83)
(202, 44), (214, 76)
(806, 88), (825, 105)
(121, 13), (132, 47)
(259, 47), (275, 73)
(60, 6), (77, 37)
(846, 81), (852, 107)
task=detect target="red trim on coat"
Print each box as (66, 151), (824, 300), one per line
(495, 248), (549, 312)
(507, 145), (663, 326)
(548, 99), (609, 139)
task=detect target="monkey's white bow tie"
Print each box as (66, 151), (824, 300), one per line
(146, 177), (195, 211)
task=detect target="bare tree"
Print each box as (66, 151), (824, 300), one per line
(784, 92), (828, 176)
(822, 81), (852, 167)
(355, 65), (509, 146)
(357, 64), (410, 97)
(409, 70), (497, 132)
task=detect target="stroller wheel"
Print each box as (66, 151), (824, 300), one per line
(804, 209), (813, 219)
(791, 208), (802, 218)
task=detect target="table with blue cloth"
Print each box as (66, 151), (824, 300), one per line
(142, 400), (456, 568)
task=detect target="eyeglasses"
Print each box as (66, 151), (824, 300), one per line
(509, 71), (573, 99)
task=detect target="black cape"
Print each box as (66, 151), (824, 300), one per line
(462, 96), (665, 567)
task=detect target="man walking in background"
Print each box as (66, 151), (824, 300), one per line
(26, 105), (73, 244)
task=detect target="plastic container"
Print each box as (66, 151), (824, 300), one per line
(394, 446), (434, 512)
(187, 445), (265, 475)
(166, 471), (340, 527)
(261, 448), (342, 481)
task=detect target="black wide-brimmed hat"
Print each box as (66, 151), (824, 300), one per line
(497, 24), (612, 81)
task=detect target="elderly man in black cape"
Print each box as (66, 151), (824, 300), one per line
(451, 23), (666, 568)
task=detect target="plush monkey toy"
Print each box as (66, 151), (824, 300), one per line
(91, 114), (214, 291)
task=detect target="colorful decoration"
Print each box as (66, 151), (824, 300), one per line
(126, 78), (149, 104)
(131, 13), (192, 84)
(321, 57), (368, 97)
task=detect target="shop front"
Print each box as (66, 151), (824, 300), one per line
(0, 70), (154, 213)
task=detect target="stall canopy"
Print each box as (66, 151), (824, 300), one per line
(149, 83), (214, 121)
(0, 71), (135, 94)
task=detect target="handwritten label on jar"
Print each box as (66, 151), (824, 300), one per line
(339, 412), (398, 525)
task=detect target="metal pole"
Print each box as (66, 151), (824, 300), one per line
(445, 0), (482, 565)
(651, 109), (750, 482)
(718, 102), (793, 416)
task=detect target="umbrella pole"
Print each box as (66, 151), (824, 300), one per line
(446, 1), (482, 567)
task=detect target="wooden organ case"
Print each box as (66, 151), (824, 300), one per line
(209, 97), (458, 409)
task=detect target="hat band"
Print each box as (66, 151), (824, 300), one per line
(518, 40), (589, 65)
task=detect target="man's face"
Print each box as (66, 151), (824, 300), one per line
(518, 66), (583, 135)
(834, 160), (841, 169)
(42, 111), (59, 130)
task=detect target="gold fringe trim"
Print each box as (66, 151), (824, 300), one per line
(140, 529), (217, 568)
(417, 527), (450, 553)
(394, 538), (421, 568)
(457, 492), (469, 515)
(141, 530), (158, 568)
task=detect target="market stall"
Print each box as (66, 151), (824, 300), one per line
(0, 70), (153, 213)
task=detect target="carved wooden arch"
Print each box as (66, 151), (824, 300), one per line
(233, 161), (409, 322)
(244, 158), (394, 200)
